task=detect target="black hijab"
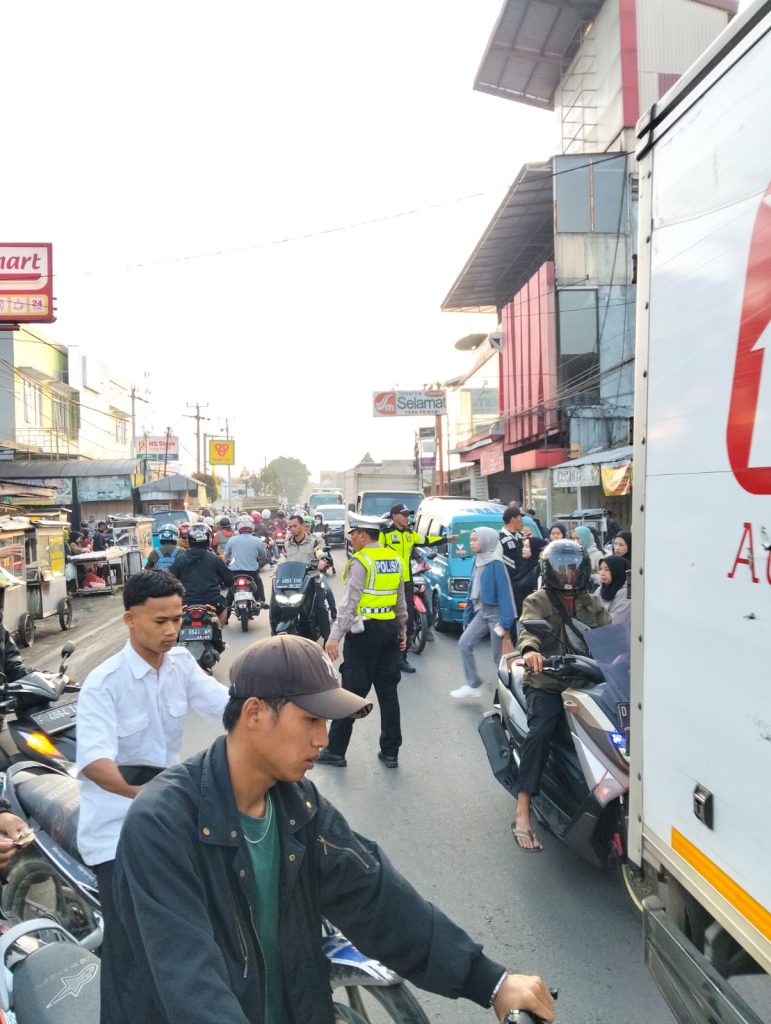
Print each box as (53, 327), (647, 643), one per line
(599, 555), (630, 602)
(548, 522), (567, 540)
(613, 530), (632, 560)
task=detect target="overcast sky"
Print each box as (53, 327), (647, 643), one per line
(3, 1), (559, 478)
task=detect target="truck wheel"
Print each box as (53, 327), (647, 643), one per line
(17, 613), (35, 648)
(620, 860), (657, 912)
(432, 593), (449, 633)
(58, 597), (73, 630)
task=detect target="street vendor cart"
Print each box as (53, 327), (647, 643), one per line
(0, 519), (33, 647)
(24, 520), (73, 641)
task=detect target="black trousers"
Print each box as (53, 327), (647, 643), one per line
(326, 619), (402, 757)
(94, 860), (126, 1014)
(515, 687), (571, 797)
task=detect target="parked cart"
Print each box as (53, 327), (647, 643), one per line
(68, 546), (130, 596)
(23, 520), (73, 642)
(0, 520), (33, 647)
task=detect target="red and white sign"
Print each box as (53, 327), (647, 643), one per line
(0, 243), (54, 323)
(372, 389), (446, 417)
(480, 441), (505, 477)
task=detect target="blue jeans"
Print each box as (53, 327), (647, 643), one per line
(458, 603), (502, 687)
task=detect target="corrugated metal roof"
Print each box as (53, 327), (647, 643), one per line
(551, 443), (632, 469)
(475, 0), (603, 110)
(442, 161), (554, 312)
(137, 473), (201, 495)
(0, 459), (139, 479)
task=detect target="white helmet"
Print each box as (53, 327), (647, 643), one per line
(261, 508), (271, 520)
(237, 515), (255, 533)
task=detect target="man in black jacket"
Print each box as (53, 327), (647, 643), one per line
(106, 635), (555, 1024)
(169, 521), (233, 630)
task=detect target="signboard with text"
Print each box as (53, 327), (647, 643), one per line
(136, 435), (179, 462)
(209, 438), (235, 465)
(0, 244), (55, 323)
(373, 390), (446, 417)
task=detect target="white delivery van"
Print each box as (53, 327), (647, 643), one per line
(630, 3), (771, 1021)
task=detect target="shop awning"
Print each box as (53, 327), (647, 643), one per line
(550, 444), (632, 469)
(474, 0), (603, 111)
(137, 473), (201, 497)
(442, 161), (554, 313)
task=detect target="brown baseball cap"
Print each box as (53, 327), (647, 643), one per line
(229, 635), (372, 720)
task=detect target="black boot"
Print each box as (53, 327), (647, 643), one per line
(400, 652), (416, 674)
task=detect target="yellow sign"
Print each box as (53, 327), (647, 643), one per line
(209, 438), (235, 466)
(601, 461), (633, 496)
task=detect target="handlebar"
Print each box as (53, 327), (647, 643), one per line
(541, 654), (604, 683)
(502, 987), (558, 1023)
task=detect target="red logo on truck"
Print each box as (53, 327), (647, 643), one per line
(727, 185), (771, 494)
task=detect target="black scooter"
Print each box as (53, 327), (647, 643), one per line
(478, 622), (643, 894)
(0, 643), (79, 773)
(269, 561), (325, 640)
(177, 605), (223, 673)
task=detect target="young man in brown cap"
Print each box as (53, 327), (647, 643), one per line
(104, 634), (555, 1024)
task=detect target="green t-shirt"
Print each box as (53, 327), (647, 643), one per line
(241, 796), (288, 1024)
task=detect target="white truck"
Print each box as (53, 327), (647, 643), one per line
(630, 2), (771, 1021)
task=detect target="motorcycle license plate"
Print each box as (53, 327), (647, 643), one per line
(31, 702), (77, 733)
(275, 576), (304, 590)
(234, 594), (252, 604)
(179, 625), (213, 641)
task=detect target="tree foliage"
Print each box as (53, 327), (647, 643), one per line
(266, 456), (309, 504)
(192, 472), (220, 503)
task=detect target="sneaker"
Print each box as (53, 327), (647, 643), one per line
(377, 751), (398, 768)
(449, 685), (483, 699)
(317, 749), (347, 767)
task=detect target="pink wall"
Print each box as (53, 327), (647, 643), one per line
(500, 262), (560, 450)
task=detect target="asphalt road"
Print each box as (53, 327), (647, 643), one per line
(36, 564), (673, 1024)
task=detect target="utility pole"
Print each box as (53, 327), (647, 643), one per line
(162, 426), (172, 478)
(129, 384), (149, 465)
(184, 402), (210, 475)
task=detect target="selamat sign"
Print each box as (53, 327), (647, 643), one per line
(372, 390), (446, 417)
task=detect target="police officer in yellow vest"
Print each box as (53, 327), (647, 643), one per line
(380, 503), (458, 674)
(319, 516), (407, 768)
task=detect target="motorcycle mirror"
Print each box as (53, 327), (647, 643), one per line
(60, 642), (75, 659)
(519, 619), (554, 639)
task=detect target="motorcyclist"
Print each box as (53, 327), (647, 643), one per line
(283, 514), (332, 639)
(223, 516), (270, 614)
(169, 523), (233, 633)
(213, 515), (235, 557)
(260, 509), (277, 564)
(145, 524), (182, 571)
(177, 522), (191, 550)
(513, 539), (611, 851)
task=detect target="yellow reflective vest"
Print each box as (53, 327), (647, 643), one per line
(344, 545), (402, 620)
(379, 527), (443, 583)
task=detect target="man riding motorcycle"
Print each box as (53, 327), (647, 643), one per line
(169, 523), (233, 637)
(145, 524), (182, 571)
(283, 514), (332, 640)
(513, 539), (611, 851)
(213, 515), (236, 558)
(223, 516), (270, 614)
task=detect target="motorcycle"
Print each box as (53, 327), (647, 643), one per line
(409, 559), (431, 655)
(231, 574), (259, 633)
(269, 561), (325, 640)
(477, 621), (647, 903)
(2, 761), (430, 1024)
(273, 527), (286, 557)
(0, 643), (79, 773)
(177, 605), (222, 673)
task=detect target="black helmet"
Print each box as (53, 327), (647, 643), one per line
(220, 516), (231, 529)
(541, 540), (590, 593)
(188, 522), (213, 548)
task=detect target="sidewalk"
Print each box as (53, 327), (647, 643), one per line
(20, 591), (128, 676)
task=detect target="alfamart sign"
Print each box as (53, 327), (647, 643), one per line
(0, 244), (54, 323)
(372, 390), (446, 417)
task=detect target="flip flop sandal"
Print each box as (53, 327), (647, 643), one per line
(512, 826), (543, 852)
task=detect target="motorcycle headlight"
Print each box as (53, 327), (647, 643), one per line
(275, 592), (304, 606)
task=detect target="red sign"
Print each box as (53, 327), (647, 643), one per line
(480, 442), (505, 477)
(726, 186), (771, 493)
(0, 243), (54, 323)
(373, 391), (396, 416)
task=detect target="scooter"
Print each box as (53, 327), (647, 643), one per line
(177, 605), (223, 673)
(478, 621), (637, 880)
(273, 527), (286, 557)
(2, 761), (431, 1024)
(409, 559), (431, 655)
(0, 643), (79, 773)
(232, 574), (259, 632)
(269, 561), (325, 640)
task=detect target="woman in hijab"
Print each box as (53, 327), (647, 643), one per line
(596, 555), (631, 625)
(612, 530), (632, 561)
(450, 527), (515, 700)
(572, 525), (603, 574)
(548, 522), (567, 542)
(512, 536), (548, 619)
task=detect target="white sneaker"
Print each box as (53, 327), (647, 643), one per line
(450, 685), (483, 699)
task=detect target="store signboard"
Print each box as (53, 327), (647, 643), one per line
(0, 243), (55, 323)
(372, 390), (446, 417)
(136, 435), (179, 461)
(209, 438), (235, 465)
(78, 476), (133, 502)
(480, 442), (505, 477)
(553, 463), (601, 488)
(3, 477), (72, 506)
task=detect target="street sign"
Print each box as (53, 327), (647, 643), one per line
(209, 438), (235, 465)
(136, 435), (179, 462)
(372, 390), (446, 417)
(0, 243), (54, 323)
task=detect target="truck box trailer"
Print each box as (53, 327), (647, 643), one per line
(631, 2), (771, 1021)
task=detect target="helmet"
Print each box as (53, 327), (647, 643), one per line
(237, 515), (254, 533)
(219, 516), (231, 529)
(277, 509), (286, 518)
(179, 522), (192, 538)
(540, 540), (590, 593)
(251, 511), (262, 522)
(261, 509), (271, 520)
(188, 522), (213, 548)
(157, 524), (180, 545)
(204, 516), (214, 527)
(303, 515), (314, 528)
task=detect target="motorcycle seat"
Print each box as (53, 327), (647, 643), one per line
(13, 767), (81, 860)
